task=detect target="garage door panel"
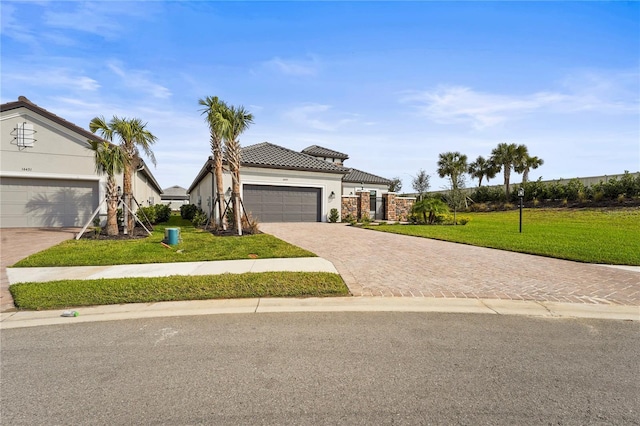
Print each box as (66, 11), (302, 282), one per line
(243, 184), (321, 223)
(0, 177), (98, 228)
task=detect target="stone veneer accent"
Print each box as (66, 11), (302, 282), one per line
(356, 191), (370, 219)
(394, 196), (415, 221)
(343, 192), (415, 222)
(341, 196), (358, 220)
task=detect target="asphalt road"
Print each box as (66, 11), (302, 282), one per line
(2, 313), (638, 425)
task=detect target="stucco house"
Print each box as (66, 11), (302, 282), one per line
(0, 96), (163, 228)
(187, 142), (413, 223)
(161, 185), (189, 211)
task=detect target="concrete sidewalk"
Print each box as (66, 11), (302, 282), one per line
(6, 257), (338, 284)
(1, 297), (638, 329)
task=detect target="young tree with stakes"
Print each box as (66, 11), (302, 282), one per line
(88, 141), (129, 236)
(199, 96), (229, 229)
(90, 116), (157, 234)
(219, 105), (254, 235)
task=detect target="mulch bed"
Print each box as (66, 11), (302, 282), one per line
(79, 227), (151, 240)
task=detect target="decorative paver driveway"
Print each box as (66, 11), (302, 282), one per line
(1, 228), (78, 312)
(261, 223), (640, 306)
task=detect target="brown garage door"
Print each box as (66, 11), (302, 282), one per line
(0, 177), (99, 228)
(243, 184), (321, 222)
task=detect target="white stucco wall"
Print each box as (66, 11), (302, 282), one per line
(2, 105), (162, 219)
(189, 166), (343, 222)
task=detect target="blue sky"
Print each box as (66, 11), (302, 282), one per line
(2, 1), (638, 192)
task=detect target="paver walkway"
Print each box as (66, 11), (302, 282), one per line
(1, 228), (79, 312)
(260, 223), (640, 306)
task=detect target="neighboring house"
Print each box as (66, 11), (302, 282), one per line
(187, 142), (402, 223)
(0, 96), (163, 228)
(161, 185), (189, 211)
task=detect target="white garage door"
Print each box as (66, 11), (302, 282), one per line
(243, 184), (321, 222)
(0, 177), (99, 228)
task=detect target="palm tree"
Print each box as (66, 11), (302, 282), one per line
(199, 96), (229, 228)
(219, 105), (254, 235)
(515, 154), (544, 183)
(437, 151), (468, 191)
(88, 141), (128, 236)
(411, 197), (449, 224)
(90, 116), (157, 233)
(468, 155), (498, 187)
(490, 142), (521, 198)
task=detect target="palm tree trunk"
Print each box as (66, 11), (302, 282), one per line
(106, 176), (119, 236)
(522, 168), (529, 184)
(123, 162), (133, 234)
(214, 156), (225, 228)
(504, 167), (511, 198)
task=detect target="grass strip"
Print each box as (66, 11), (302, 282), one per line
(14, 216), (315, 267)
(368, 208), (640, 265)
(10, 272), (349, 310)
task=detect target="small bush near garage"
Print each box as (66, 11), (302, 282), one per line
(154, 204), (172, 223)
(180, 204), (199, 220)
(328, 208), (339, 223)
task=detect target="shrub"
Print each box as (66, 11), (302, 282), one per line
(471, 186), (506, 203)
(242, 213), (260, 234)
(593, 191), (604, 202)
(360, 213), (371, 225)
(564, 179), (585, 201)
(154, 204), (171, 223)
(328, 208), (339, 223)
(180, 204), (199, 220)
(343, 213), (357, 225)
(136, 206), (156, 225)
(192, 209), (207, 227)
(503, 203), (514, 210)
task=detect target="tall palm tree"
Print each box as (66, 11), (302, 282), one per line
(515, 155), (544, 183)
(468, 155), (498, 187)
(219, 105), (254, 235)
(88, 141), (128, 236)
(437, 151), (468, 191)
(90, 116), (157, 233)
(490, 142), (523, 198)
(199, 96), (229, 228)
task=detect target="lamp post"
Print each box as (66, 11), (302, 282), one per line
(518, 187), (524, 233)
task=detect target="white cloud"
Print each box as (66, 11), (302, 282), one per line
(43, 2), (156, 37)
(283, 103), (361, 131)
(403, 70), (639, 129)
(3, 68), (100, 92)
(263, 55), (320, 76)
(1, 4), (38, 45)
(108, 62), (172, 99)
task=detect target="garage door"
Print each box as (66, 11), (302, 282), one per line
(243, 184), (321, 222)
(0, 177), (99, 228)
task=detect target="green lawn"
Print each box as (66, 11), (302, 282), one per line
(14, 216), (315, 267)
(368, 208), (640, 265)
(10, 272), (349, 310)
(10, 216), (348, 310)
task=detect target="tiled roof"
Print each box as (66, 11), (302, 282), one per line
(342, 168), (391, 185)
(301, 145), (349, 160)
(161, 185), (188, 198)
(242, 142), (347, 173)
(1, 96), (106, 144)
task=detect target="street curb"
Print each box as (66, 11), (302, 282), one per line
(1, 297), (637, 329)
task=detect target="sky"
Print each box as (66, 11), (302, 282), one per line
(2, 1), (639, 192)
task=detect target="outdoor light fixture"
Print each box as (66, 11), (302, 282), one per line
(117, 186), (122, 197)
(330, 191), (335, 198)
(518, 188), (525, 233)
(226, 187), (232, 196)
